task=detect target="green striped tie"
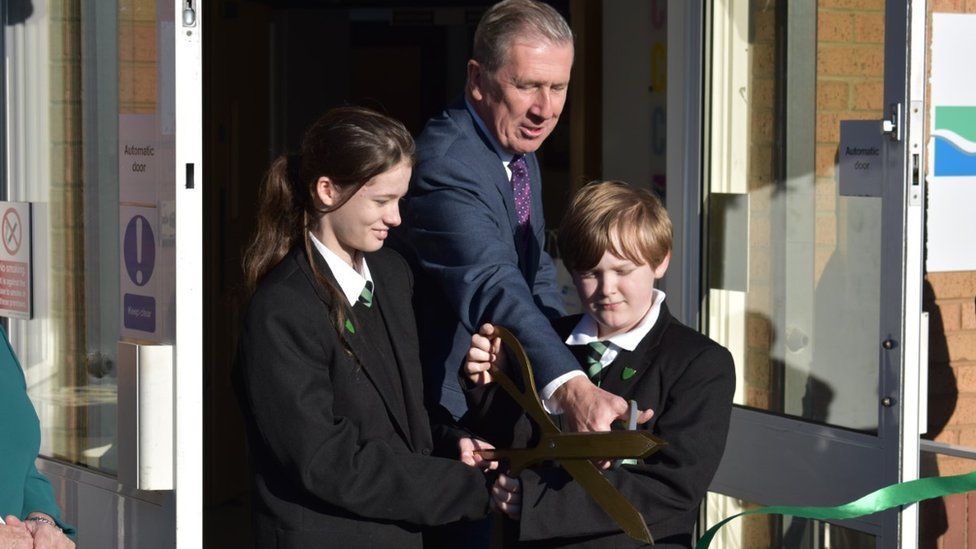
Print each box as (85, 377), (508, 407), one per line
(358, 280), (374, 308)
(586, 340), (610, 380)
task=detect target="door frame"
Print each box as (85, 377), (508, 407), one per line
(175, 0), (205, 545)
(899, 0), (929, 543)
(681, 0), (928, 545)
(662, 0), (704, 327)
(0, 0), (205, 546)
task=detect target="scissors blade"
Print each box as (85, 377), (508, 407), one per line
(542, 431), (665, 460)
(474, 431), (664, 471)
(485, 327), (661, 544)
(560, 458), (654, 545)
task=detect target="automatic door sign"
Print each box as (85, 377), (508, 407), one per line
(122, 213), (156, 333)
(839, 120), (884, 197)
(0, 202), (32, 318)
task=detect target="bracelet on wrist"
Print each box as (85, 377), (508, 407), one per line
(25, 516), (62, 533)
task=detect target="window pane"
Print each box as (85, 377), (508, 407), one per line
(5, 0), (119, 475)
(705, 0), (886, 432)
(8, 0), (175, 476)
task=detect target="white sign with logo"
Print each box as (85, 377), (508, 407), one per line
(928, 14), (976, 272)
(0, 201), (32, 319)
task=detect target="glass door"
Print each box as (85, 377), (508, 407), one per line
(2, 0), (202, 546)
(701, 0), (924, 546)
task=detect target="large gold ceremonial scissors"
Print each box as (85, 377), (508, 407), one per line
(474, 327), (666, 545)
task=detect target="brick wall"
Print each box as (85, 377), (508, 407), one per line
(922, 273), (976, 547)
(927, 272), (976, 454)
(742, 0), (776, 414)
(815, 0), (885, 281)
(119, 0), (158, 113)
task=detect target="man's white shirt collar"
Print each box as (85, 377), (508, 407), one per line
(309, 232), (373, 306)
(464, 99), (520, 178)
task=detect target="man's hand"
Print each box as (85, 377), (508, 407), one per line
(464, 323), (505, 385)
(552, 376), (654, 433)
(458, 437), (499, 472)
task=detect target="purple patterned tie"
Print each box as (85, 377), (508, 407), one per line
(510, 155), (532, 229)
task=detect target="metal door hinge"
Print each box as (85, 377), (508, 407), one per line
(909, 100), (924, 206)
(182, 0), (196, 27)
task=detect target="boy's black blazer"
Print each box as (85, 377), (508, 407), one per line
(465, 303), (735, 548)
(235, 245), (489, 549)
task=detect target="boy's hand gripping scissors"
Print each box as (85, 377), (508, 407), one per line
(474, 327), (666, 544)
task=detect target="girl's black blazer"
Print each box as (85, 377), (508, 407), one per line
(235, 245), (489, 548)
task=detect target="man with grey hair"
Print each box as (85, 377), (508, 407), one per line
(393, 0), (649, 462)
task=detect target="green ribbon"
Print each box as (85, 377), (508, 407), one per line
(697, 470), (976, 549)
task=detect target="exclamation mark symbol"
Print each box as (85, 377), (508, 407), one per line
(135, 216), (144, 285)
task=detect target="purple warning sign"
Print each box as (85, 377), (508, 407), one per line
(123, 215), (155, 287)
(124, 293), (156, 332)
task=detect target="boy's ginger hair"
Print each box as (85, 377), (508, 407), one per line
(558, 181), (672, 272)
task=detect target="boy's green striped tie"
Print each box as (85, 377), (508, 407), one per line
(586, 340), (610, 380)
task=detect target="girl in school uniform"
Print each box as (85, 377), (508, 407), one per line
(234, 107), (492, 548)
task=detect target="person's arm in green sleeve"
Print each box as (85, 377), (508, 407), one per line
(23, 462), (75, 538)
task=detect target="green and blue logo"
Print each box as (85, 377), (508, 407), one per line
(934, 106), (976, 176)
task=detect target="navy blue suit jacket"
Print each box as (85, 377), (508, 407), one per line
(391, 100), (578, 416)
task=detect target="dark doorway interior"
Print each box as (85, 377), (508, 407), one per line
(202, 1), (579, 546)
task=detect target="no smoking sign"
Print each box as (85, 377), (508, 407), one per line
(0, 202), (32, 319)
(2, 208), (23, 255)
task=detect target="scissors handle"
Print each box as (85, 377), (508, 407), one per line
(485, 327), (659, 545)
(488, 327), (562, 435)
(475, 431), (665, 473)
(611, 400), (641, 470)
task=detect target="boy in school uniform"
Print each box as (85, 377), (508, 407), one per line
(462, 181), (736, 548)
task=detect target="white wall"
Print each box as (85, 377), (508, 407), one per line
(602, 1), (666, 191)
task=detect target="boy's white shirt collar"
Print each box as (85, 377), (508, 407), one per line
(565, 288), (667, 351)
(309, 232), (373, 306)
(540, 289), (667, 413)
